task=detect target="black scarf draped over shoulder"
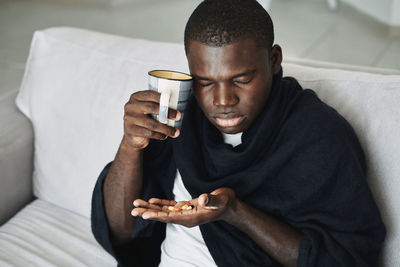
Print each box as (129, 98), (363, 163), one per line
(91, 69), (385, 267)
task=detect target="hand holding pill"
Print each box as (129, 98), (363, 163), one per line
(131, 187), (236, 228)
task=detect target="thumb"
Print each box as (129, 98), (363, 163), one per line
(202, 193), (221, 210)
(198, 193), (209, 207)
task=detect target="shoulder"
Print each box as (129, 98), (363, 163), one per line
(275, 83), (365, 165)
(287, 86), (357, 143)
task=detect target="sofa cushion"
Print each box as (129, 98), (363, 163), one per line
(16, 27), (190, 219)
(15, 27), (400, 266)
(0, 199), (116, 266)
(285, 65), (400, 266)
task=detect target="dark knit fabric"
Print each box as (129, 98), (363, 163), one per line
(91, 69), (385, 266)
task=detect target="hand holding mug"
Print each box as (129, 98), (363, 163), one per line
(123, 90), (181, 151)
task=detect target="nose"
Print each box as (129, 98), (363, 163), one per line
(213, 83), (239, 107)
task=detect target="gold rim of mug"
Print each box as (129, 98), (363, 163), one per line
(148, 70), (193, 81)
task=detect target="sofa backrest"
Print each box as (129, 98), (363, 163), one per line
(16, 27), (400, 266)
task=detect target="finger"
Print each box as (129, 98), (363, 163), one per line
(133, 199), (162, 210)
(125, 101), (158, 117)
(199, 194), (220, 210)
(142, 210), (170, 220)
(131, 207), (150, 217)
(125, 101), (181, 121)
(142, 209), (195, 222)
(127, 116), (179, 138)
(133, 199), (147, 207)
(130, 90), (161, 103)
(148, 198), (177, 206)
(125, 125), (167, 140)
(198, 194), (209, 207)
(168, 108), (181, 121)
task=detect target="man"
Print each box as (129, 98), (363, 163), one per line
(91, 0), (385, 266)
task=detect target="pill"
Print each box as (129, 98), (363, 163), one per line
(168, 206), (174, 211)
(186, 205), (194, 210)
(182, 204), (189, 210)
(174, 206), (182, 212)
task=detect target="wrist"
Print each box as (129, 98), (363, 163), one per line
(223, 197), (243, 226)
(120, 135), (144, 156)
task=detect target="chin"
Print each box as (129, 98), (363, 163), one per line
(216, 124), (247, 134)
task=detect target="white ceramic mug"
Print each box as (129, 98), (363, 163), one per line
(148, 70), (193, 129)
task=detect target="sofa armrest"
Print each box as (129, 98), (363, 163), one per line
(0, 90), (34, 225)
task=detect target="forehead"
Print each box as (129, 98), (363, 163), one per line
(186, 39), (268, 78)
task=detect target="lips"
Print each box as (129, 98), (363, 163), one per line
(215, 116), (245, 128)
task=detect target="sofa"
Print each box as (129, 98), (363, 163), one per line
(0, 27), (399, 266)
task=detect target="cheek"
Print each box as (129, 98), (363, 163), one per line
(194, 88), (214, 112)
(243, 81), (271, 115)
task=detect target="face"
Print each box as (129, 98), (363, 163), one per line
(186, 38), (282, 134)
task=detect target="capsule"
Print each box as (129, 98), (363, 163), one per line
(174, 206), (182, 212)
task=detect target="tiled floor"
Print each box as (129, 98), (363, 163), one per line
(0, 0), (399, 94)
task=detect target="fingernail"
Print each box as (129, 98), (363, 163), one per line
(175, 111), (181, 120)
(173, 129), (180, 138)
(204, 195), (209, 206)
(131, 210), (138, 216)
(143, 214), (150, 219)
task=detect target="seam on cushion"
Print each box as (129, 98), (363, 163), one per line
(284, 64), (400, 83)
(287, 73), (400, 83)
(284, 58), (400, 75)
(295, 79), (400, 87)
(15, 32), (43, 120)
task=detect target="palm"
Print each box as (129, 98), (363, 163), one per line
(131, 187), (236, 227)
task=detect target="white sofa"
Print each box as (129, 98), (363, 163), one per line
(1, 27), (399, 266)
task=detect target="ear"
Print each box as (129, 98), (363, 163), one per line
(270, 45), (282, 75)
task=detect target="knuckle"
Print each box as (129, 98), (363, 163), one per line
(141, 90), (150, 98)
(142, 130), (152, 137)
(146, 119), (159, 130)
(124, 103), (129, 113)
(129, 92), (138, 102)
(144, 102), (157, 112)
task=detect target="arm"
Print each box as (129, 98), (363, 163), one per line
(225, 198), (302, 267)
(102, 137), (143, 245)
(131, 188), (301, 267)
(98, 90), (180, 245)
(132, 181), (384, 266)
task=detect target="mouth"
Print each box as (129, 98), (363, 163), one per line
(214, 116), (245, 128)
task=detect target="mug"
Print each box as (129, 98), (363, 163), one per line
(148, 70), (193, 129)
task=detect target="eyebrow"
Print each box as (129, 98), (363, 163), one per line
(232, 69), (257, 79)
(193, 69), (257, 81)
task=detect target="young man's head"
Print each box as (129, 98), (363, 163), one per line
(184, 0), (282, 134)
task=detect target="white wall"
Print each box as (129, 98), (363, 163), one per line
(342, 0), (400, 27)
(391, 0), (400, 26)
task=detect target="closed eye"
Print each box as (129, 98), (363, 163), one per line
(232, 70), (256, 85)
(233, 77), (253, 85)
(196, 80), (213, 87)
(234, 79), (252, 85)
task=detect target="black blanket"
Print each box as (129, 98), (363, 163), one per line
(91, 69), (385, 266)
